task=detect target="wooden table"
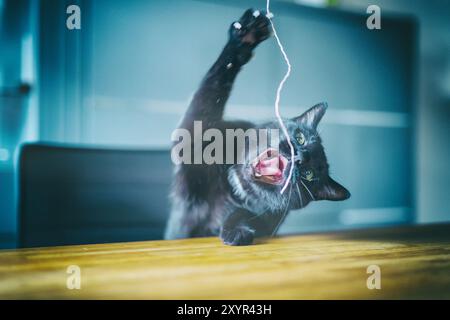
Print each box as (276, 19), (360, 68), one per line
(0, 224), (449, 299)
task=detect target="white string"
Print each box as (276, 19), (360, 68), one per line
(266, 0), (295, 194)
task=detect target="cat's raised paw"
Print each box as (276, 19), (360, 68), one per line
(220, 225), (255, 246)
(229, 8), (272, 48)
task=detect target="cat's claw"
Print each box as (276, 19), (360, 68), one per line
(220, 225), (255, 246)
(229, 8), (272, 48)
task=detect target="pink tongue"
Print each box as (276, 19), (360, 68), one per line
(258, 157), (282, 176)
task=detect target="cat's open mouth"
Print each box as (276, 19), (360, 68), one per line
(251, 148), (288, 185)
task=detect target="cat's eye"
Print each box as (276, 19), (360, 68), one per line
(296, 131), (306, 145)
(305, 170), (314, 182)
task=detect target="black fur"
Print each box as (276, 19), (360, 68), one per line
(165, 9), (350, 245)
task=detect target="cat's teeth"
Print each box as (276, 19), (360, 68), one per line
(255, 172), (261, 177)
(266, 12), (274, 19)
(253, 10), (260, 18)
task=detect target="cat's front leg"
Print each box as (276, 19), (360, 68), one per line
(220, 209), (256, 246)
(183, 9), (272, 124)
(220, 208), (286, 245)
(221, 225), (255, 246)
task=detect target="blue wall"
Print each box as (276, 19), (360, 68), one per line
(0, 0), (36, 247)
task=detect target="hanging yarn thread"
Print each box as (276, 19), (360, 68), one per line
(265, 0), (295, 194)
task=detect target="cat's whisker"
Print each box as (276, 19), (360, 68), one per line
(300, 180), (315, 201)
(271, 183), (293, 237)
(295, 182), (303, 208)
(247, 177), (292, 224)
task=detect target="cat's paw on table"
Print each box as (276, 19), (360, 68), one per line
(220, 225), (255, 246)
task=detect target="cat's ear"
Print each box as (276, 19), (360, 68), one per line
(294, 102), (328, 129)
(316, 176), (350, 201)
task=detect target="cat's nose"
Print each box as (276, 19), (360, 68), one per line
(300, 151), (310, 164)
(294, 154), (302, 163)
(294, 152), (310, 164)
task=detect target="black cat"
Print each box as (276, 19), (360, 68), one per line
(165, 9), (350, 245)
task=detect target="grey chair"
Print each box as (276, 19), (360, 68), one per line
(18, 143), (172, 248)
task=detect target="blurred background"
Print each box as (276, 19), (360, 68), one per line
(0, 0), (449, 249)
